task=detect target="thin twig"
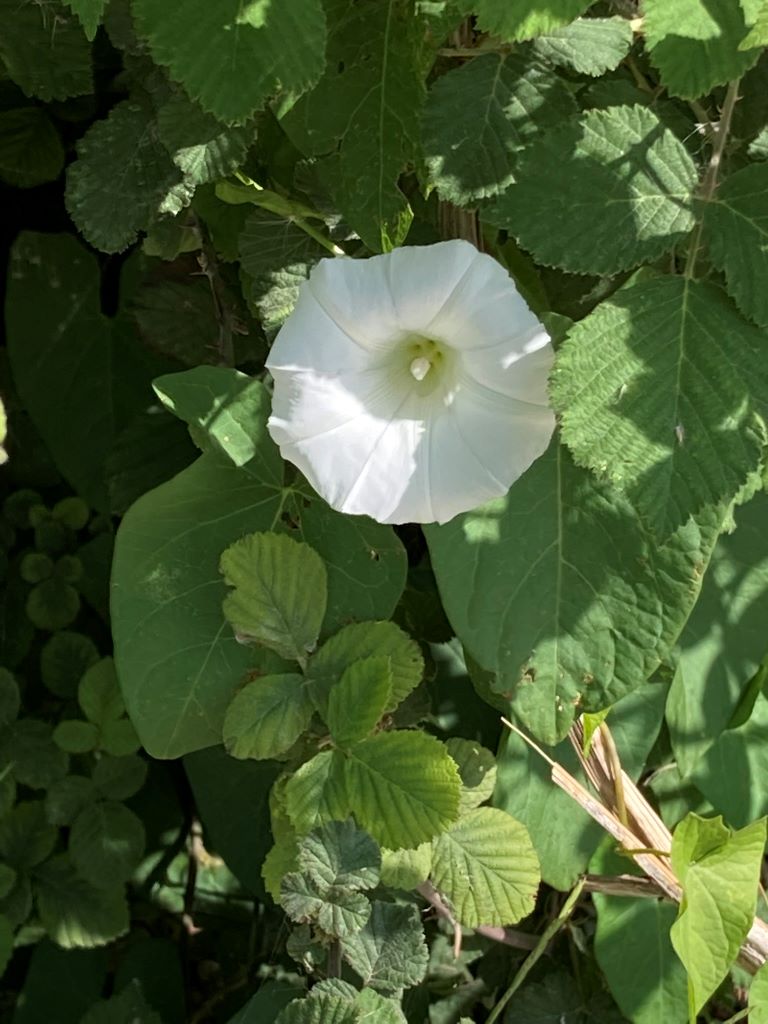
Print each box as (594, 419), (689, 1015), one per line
(486, 880), (586, 1024)
(417, 880), (537, 952)
(684, 78), (742, 279)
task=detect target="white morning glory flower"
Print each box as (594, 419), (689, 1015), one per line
(266, 240), (555, 525)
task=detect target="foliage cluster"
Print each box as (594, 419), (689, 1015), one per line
(3, 0), (768, 1022)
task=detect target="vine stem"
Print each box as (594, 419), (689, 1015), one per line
(684, 78), (741, 279)
(485, 879), (585, 1024)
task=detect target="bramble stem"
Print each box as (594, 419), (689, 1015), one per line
(684, 78), (741, 279)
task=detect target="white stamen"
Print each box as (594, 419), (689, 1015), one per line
(410, 356), (431, 381)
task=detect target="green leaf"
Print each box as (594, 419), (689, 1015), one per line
(132, 0), (326, 124)
(742, 0), (768, 46)
(105, 410), (196, 515)
(690, 692), (768, 828)
(225, 982), (302, 1023)
(307, 621), (423, 720)
(644, 0), (760, 99)
(275, 995), (361, 1024)
(495, 728), (602, 891)
(238, 209), (326, 333)
(431, 807), (539, 927)
(0, 866), (15, 901)
(0, 803), (57, 870)
(283, 750), (351, 835)
(65, 101), (181, 254)
(5, 233), (161, 510)
(99, 719), (141, 757)
(223, 674), (313, 760)
(670, 814), (767, 1014)
(531, 17), (634, 75)
(65, 0), (106, 40)
(344, 731), (460, 849)
(592, 843), (687, 1024)
(505, 972), (624, 1023)
(298, 819), (380, 892)
(35, 854), (129, 948)
(281, 871), (371, 938)
(296, 504), (407, 635)
(473, 0), (593, 41)
(79, 658), (124, 726)
(80, 980), (162, 1024)
(750, 961), (768, 1023)
(0, 108), (65, 188)
(445, 738), (497, 813)
(185, 745), (279, 899)
(53, 720), (99, 754)
(111, 452), (283, 758)
(666, 489), (768, 777)
(427, 441), (719, 744)
(92, 755), (147, 801)
(0, 0), (91, 100)
(11, 941), (108, 1024)
(26, 579), (80, 631)
(0, 669), (20, 727)
(704, 163), (768, 328)
(343, 901), (428, 992)
(552, 277), (768, 537)
(157, 95), (252, 185)
(421, 52), (576, 204)
(380, 843), (431, 889)
(220, 532), (327, 663)
(327, 657), (392, 748)
(69, 802), (146, 886)
(6, 720), (70, 789)
(45, 776), (98, 827)
(41, 631), (99, 699)
(281, 0), (424, 250)
(154, 369), (282, 475)
(486, 105), (697, 275)
(353, 991), (407, 1024)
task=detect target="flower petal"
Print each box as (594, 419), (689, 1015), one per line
(423, 248), (545, 353)
(305, 256), (400, 349)
(382, 239), (482, 333)
(460, 335), (554, 406)
(265, 283), (376, 375)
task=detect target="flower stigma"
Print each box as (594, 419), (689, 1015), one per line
(409, 356), (431, 381)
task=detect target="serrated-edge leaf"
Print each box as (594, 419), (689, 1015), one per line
(473, 0), (593, 40)
(486, 104), (697, 276)
(65, 101), (181, 254)
(342, 901), (428, 991)
(421, 52), (577, 204)
(431, 806), (539, 927)
(344, 731), (460, 849)
(132, 0), (326, 124)
(326, 656), (392, 748)
(223, 673), (313, 760)
(552, 275), (768, 537)
(284, 750), (351, 836)
(531, 17), (634, 76)
(704, 162), (768, 328)
(644, 0), (760, 99)
(308, 621), (423, 720)
(220, 532), (327, 663)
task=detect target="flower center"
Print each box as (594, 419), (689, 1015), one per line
(409, 356), (432, 381)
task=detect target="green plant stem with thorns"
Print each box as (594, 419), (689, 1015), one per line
(486, 879), (586, 1024)
(684, 78), (741, 279)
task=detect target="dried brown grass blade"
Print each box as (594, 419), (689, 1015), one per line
(502, 717), (768, 973)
